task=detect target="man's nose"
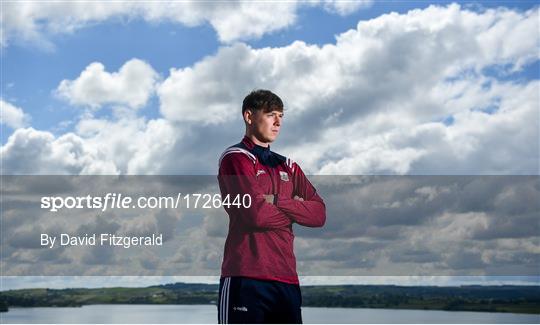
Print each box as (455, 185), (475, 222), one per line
(274, 116), (281, 126)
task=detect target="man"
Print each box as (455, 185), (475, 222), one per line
(217, 89), (326, 324)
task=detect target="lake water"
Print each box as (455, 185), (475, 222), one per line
(1, 304), (538, 324)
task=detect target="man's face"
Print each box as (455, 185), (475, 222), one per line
(247, 109), (283, 143)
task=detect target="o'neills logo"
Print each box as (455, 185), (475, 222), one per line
(279, 171), (289, 181)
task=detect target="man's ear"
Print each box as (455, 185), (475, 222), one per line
(244, 109), (253, 125)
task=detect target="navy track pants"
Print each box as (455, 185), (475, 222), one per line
(217, 276), (303, 324)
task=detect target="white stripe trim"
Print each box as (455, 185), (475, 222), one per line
(286, 157), (297, 173)
(220, 277), (230, 324)
(220, 278), (225, 323)
(219, 148), (257, 167)
(224, 277), (230, 324)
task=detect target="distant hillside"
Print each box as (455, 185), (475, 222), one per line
(1, 283), (538, 314)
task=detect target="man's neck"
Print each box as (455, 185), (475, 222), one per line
(245, 133), (270, 148)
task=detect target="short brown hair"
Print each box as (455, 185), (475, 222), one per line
(242, 89), (283, 114)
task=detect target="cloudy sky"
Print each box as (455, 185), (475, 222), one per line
(1, 1), (538, 289)
(1, 0), (538, 175)
(1, 175), (538, 287)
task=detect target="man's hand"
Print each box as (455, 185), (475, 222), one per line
(261, 194), (303, 204)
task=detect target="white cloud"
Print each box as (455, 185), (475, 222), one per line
(0, 111), (181, 175)
(0, 99), (30, 129)
(157, 44), (254, 125)
(204, 2), (299, 42)
(75, 115), (178, 174)
(1, 97), (227, 174)
(56, 59), (158, 110)
(475, 6), (540, 71)
(0, 128), (118, 174)
(321, 0), (373, 15)
(1, 1), (372, 48)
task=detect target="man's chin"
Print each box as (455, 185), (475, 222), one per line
(255, 133), (277, 144)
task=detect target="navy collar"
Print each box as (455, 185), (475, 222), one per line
(241, 136), (270, 150)
(241, 136), (281, 167)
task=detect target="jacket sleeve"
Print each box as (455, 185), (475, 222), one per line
(218, 152), (293, 230)
(275, 163), (326, 228)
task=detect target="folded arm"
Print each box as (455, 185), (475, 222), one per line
(276, 164), (326, 228)
(218, 153), (292, 230)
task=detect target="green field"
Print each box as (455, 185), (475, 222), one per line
(1, 283), (538, 314)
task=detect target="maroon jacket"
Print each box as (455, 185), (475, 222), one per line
(218, 136), (326, 284)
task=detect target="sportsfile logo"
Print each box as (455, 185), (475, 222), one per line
(233, 306), (248, 312)
(40, 193), (253, 211)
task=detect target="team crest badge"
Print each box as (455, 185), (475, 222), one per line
(279, 171), (289, 181)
